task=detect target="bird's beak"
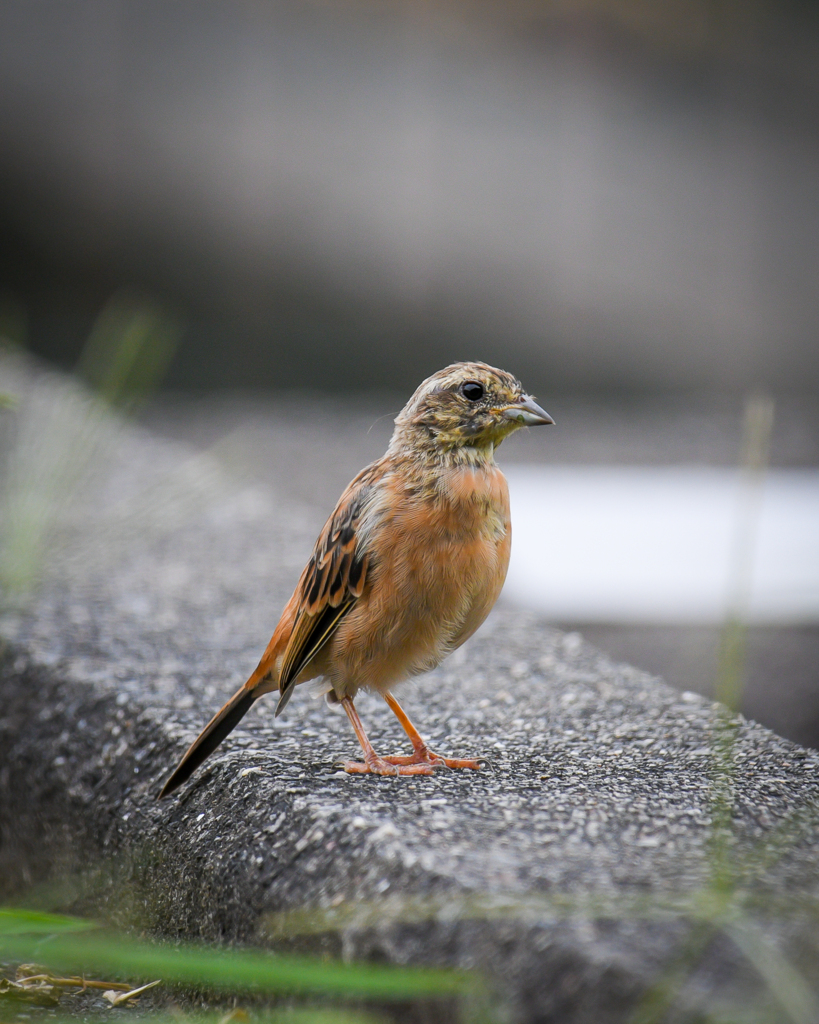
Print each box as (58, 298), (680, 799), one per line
(502, 396), (554, 426)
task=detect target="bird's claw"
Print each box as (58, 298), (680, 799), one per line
(339, 748), (481, 775)
(342, 758), (434, 776)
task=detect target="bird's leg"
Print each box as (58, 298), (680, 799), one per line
(340, 695), (434, 775)
(381, 692), (481, 770)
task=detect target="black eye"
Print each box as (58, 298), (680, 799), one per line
(460, 381), (484, 402)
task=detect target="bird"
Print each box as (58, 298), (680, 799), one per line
(158, 362), (552, 797)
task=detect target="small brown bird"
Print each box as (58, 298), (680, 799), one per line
(158, 362), (552, 797)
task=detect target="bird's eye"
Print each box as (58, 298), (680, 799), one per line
(460, 381), (484, 402)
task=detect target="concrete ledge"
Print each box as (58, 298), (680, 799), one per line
(2, 364), (819, 1023)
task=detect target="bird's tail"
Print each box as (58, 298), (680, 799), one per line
(158, 683), (259, 799)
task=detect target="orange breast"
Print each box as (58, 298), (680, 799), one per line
(327, 462), (511, 695)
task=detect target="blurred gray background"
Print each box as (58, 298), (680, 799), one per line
(2, 0), (818, 395)
(1, 0), (817, 744)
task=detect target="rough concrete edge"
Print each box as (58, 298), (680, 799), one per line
(4, 621), (817, 1024)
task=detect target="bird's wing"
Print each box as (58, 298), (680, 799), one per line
(274, 462), (379, 714)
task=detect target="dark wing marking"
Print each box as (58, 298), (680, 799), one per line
(274, 599), (354, 717)
(274, 463), (379, 715)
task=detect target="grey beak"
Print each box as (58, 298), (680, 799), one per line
(502, 395), (554, 427)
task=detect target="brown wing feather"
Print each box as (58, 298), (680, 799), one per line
(274, 463), (379, 713)
(159, 463), (382, 796)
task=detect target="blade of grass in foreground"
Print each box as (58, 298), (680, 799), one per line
(0, 907), (96, 936)
(22, 1014), (380, 1024)
(0, 909), (467, 1001)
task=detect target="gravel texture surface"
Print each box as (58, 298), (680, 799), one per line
(2, 361), (819, 1024)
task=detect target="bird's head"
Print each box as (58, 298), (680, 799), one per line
(392, 361), (553, 457)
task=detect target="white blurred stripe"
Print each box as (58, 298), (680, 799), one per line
(503, 467), (819, 624)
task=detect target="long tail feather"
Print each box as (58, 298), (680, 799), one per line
(158, 685), (259, 798)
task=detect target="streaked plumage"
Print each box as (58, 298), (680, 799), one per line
(159, 361), (552, 796)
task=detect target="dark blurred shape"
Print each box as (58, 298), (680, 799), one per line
(571, 623), (819, 749)
(0, 0), (818, 393)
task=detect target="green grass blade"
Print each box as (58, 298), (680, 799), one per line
(0, 929), (466, 1001)
(0, 907), (96, 935)
(726, 921), (819, 1024)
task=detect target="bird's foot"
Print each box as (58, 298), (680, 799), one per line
(382, 748), (482, 770)
(342, 756), (434, 776)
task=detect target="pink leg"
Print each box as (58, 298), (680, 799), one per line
(382, 692), (481, 770)
(340, 696), (433, 775)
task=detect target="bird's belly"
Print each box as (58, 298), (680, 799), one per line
(326, 514), (510, 696)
